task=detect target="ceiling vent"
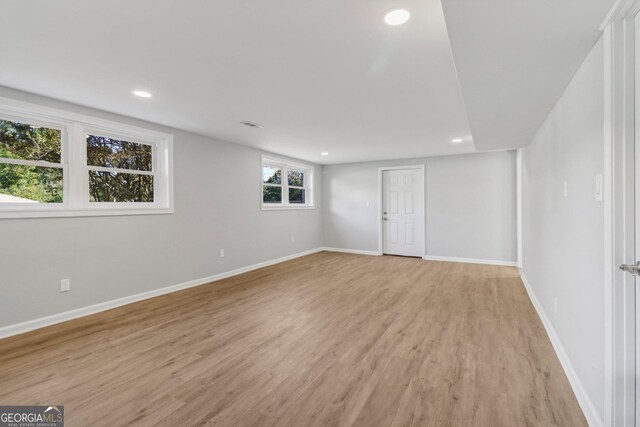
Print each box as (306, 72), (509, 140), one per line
(240, 121), (263, 129)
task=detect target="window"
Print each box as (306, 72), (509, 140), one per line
(0, 98), (173, 218)
(86, 134), (154, 203)
(287, 169), (306, 204)
(0, 118), (64, 204)
(261, 156), (314, 209)
(262, 165), (282, 204)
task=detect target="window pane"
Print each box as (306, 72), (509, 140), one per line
(289, 188), (306, 204)
(0, 163), (63, 203)
(263, 185), (282, 203)
(262, 166), (282, 184)
(87, 135), (152, 171)
(89, 171), (154, 202)
(288, 170), (304, 187)
(0, 119), (61, 163)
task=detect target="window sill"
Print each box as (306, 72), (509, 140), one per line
(0, 207), (174, 219)
(261, 205), (315, 211)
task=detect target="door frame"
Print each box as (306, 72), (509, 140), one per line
(377, 165), (426, 257)
(603, 2), (640, 425)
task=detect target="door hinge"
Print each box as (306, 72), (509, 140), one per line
(619, 261), (640, 276)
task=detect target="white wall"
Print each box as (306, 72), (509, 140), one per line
(521, 36), (605, 423)
(322, 150), (517, 263)
(0, 87), (323, 329)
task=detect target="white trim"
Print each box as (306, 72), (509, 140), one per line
(603, 25), (620, 426)
(0, 207), (174, 219)
(0, 248), (323, 340)
(603, 24), (615, 427)
(634, 14), (640, 427)
(600, 0), (640, 31)
(377, 164), (426, 257)
(260, 205), (316, 211)
(422, 255), (518, 267)
(320, 249), (516, 265)
(320, 247), (382, 256)
(516, 149), (523, 268)
(520, 271), (603, 427)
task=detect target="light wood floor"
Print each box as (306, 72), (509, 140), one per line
(0, 252), (586, 426)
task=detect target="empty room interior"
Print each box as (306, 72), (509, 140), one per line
(1, 1), (639, 426)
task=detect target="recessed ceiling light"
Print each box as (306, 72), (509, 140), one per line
(451, 138), (463, 143)
(241, 121), (264, 129)
(321, 152), (329, 156)
(132, 90), (152, 98)
(384, 9), (410, 26)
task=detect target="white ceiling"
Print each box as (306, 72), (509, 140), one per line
(0, 0), (474, 165)
(441, 0), (616, 151)
(0, 0), (617, 164)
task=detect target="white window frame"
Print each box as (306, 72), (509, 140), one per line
(261, 155), (314, 210)
(0, 97), (173, 219)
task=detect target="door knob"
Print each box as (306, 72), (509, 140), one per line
(619, 261), (640, 276)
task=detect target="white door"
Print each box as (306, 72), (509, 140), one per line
(636, 12), (640, 426)
(627, 14), (640, 427)
(613, 12), (640, 426)
(382, 168), (424, 257)
(636, 13), (640, 424)
(636, 135), (639, 427)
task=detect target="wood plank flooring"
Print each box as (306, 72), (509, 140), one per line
(0, 251), (586, 426)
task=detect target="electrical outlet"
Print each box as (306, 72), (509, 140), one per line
(219, 249), (225, 258)
(553, 297), (558, 314)
(61, 279), (70, 293)
(291, 236), (295, 243)
(563, 181), (568, 198)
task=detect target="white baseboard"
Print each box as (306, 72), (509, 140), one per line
(320, 247), (381, 256)
(321, 250), (517, 267)
(519, 271), (603, 427)
(0, 248), (323, 340)
(422, 255), (518, 267)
